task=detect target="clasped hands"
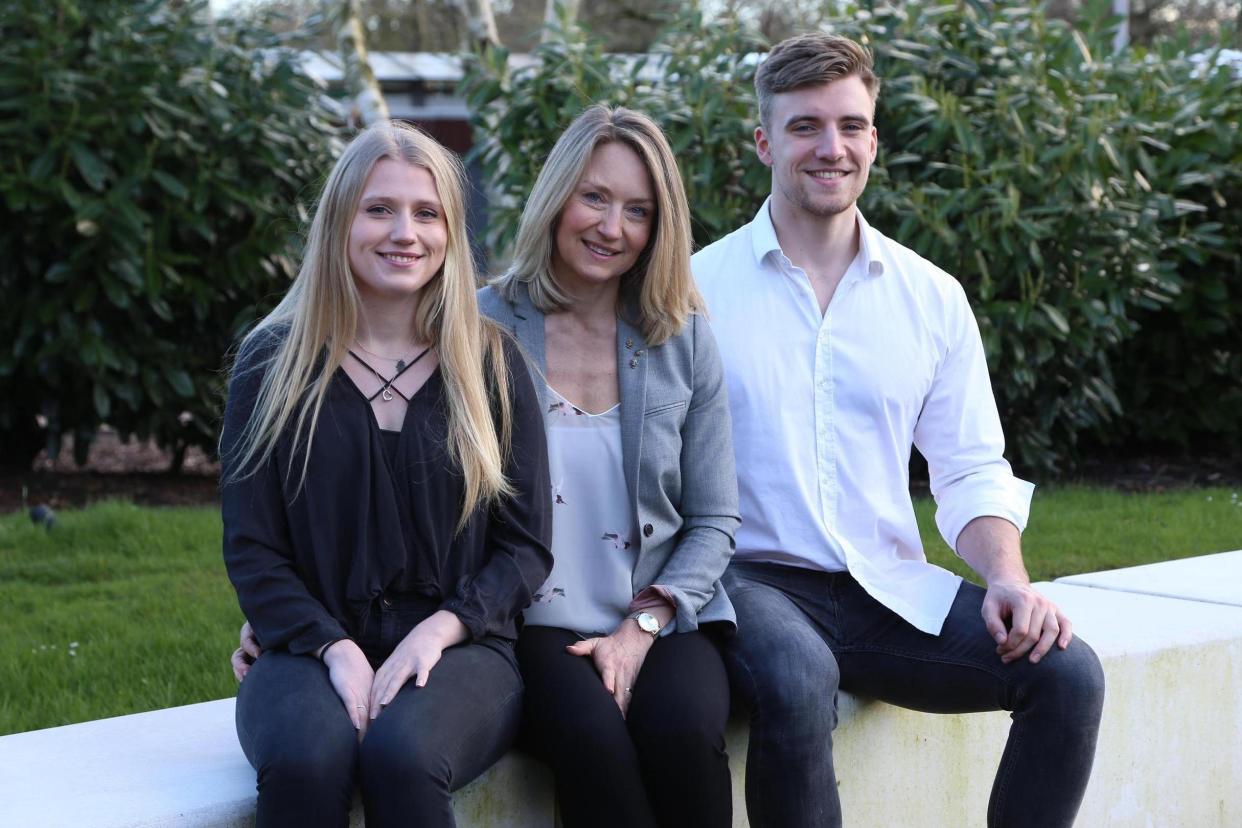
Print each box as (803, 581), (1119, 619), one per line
(232, 610), (467, 738)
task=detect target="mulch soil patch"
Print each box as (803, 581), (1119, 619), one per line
(0, 430), (219, 514)
(1068, 453), (1242, 492)
(2, 429), (1238, 516)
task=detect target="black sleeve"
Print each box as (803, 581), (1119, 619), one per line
(219, 330), (348, 656)
(440, 336), (553, 641)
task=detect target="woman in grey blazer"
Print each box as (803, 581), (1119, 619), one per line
(479, 105), (739, 828)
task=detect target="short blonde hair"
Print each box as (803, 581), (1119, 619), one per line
(493, 105), (700, 346)
(756, 33), (880, 129)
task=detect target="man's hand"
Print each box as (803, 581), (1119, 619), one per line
(231, 620), (264, 682)
(368, 610), (468, 719)
(981, 581), (1072, 664)
(956, 515), (1073, 665)
(566, 619), (656, 717)
(322, 639), (376, 739)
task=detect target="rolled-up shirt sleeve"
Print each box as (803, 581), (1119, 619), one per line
(220, 333), (348, 656)
(913, 283), (1035, 554)
(440, 337), (553, 641)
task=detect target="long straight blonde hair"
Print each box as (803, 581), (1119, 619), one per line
(226, 122), (512, 528)
(493, 105), (701, 346)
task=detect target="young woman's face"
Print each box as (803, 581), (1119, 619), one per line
(551, 142), (655, 293)
(348, 158), (448, 301)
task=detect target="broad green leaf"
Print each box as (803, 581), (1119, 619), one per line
(69, 142), (110, 191)
(151, 170), (189, 200)
(164, 367), (194, 398)
(93, 384), (111, 419)
(1039, 303), (1071, 336)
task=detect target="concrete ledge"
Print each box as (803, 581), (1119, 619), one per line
(4, 553), (1242, 827)
(1057, 548), (1242, 607)
(0, 700), (553, 827)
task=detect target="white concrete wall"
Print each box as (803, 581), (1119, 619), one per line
(2, 552), (1240, 827)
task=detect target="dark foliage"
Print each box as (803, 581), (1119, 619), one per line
(463, 0), (1241, 474)
(0, 0), (342, 468)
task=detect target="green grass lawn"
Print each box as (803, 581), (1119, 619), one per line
(0, 502), (243, 736)
(2, 486), (1240, 736)
(919, 485), (1242, 581)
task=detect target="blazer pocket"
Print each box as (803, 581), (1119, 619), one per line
(644, 398), (689, 418)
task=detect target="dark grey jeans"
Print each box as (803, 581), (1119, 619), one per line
(235, 598), (522, 828)
(722, 561), (1105, 828)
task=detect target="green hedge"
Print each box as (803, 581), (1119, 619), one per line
(1102, 41), (1242, 453)
(462, 7), (768, 257)
(462, 0), (1241, 473)
(0, 0), (342, 468)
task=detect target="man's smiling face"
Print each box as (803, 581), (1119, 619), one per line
(756, 75), (878, 220)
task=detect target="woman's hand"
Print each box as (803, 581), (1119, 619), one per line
(566, 619), (656, 717)
(231, 620), (264, 682)
(368, 610), (468, 719)
(322, 639), (376, 738)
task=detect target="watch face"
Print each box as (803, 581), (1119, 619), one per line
(636, 613), (660, 634)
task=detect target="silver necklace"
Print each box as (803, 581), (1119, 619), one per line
(348, 346), (432, 402)
(353, 339), (421, 373)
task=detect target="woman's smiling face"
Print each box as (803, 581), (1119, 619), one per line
(550, 141), (655, 293)
(347, 158), (448, 301)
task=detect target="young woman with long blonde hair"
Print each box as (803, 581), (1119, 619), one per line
(220, 121), (551, 827)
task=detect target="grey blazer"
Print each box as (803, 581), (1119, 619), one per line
(479, 283), (740, 632)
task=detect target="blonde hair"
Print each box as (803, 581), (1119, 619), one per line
(493, 104), (700, 346)
(226, 121), (512, 529)
(756, 33), (881, 129)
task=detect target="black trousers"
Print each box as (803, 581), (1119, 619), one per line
(235, 598), (523, 828)
(516, 625), (732, 828)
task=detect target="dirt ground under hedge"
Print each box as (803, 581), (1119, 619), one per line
(3, 425), (1239, 517)
(0, 429), (220, 514)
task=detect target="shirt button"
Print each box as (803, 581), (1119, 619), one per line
(642, 523), (654, 537)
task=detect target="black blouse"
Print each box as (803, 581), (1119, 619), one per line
(220, 329), (553, 656)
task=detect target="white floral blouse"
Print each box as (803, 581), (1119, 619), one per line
(522, 385), (638, 636)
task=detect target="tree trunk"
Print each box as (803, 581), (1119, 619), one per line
(453, 0), (501, 48)
(1112, 0), (1131, 51)
(412, 0), (433, 51)
(336, 0), (390, 127)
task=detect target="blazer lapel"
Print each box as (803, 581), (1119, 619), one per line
(509, 284), (549, 412)
(616, 312), (647, 517)
(500, 282), (642, 510)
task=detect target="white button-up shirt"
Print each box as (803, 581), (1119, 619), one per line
(692, 200), (1033, 635)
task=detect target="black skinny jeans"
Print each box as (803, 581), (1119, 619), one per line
(517, 625), (733, 828)
(235, 597), (522, 828)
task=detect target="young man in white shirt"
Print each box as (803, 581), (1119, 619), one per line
(691, 33), (1105, 828)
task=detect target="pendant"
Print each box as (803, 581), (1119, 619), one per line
(382, 387), (394, 402)
(396, 359), (406, 372)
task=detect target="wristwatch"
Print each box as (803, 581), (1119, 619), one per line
(631, 611), (662, 639)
